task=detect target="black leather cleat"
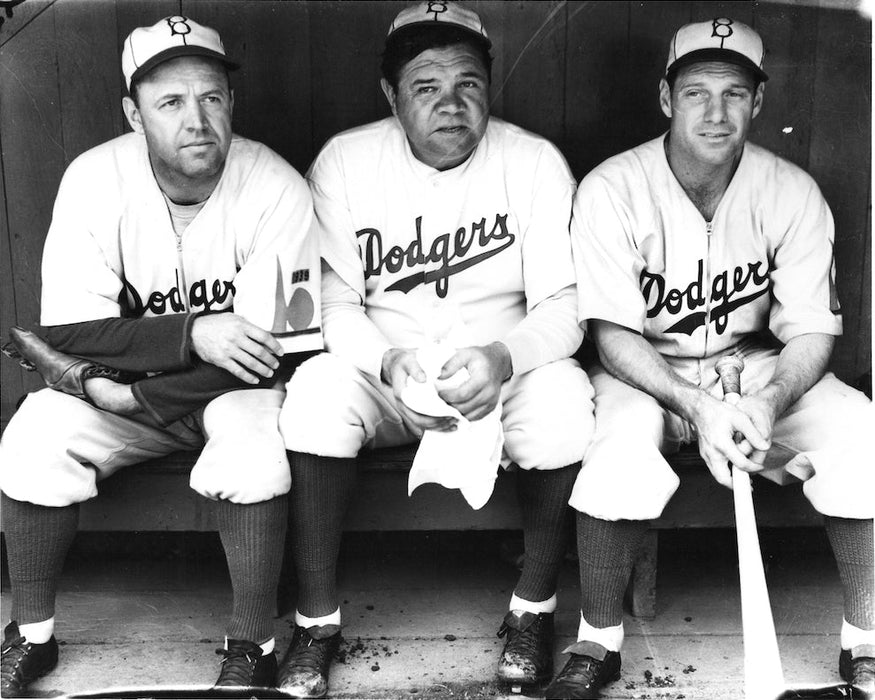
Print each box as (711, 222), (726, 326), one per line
(496, 610), (554, 691)
(544, 641), (621, 699)
(2, 327), (125, 401)
(213, 638), (277, 688)
(1, 621), (59, 697)
(840, 645), (875, 698)
(276, 624), (341, 698)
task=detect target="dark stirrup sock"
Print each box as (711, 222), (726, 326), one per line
(288, 451), (358, 618)
(577, 512), (649, 628)
(1, 492), (79, 624)
(216, 495), (287, 643)
(514, 464), (581, 603)
(824, 516), (875, 630)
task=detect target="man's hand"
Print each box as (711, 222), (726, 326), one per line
(436, 342), (512, 421)
(381, 348), (458, 436)
(689, 393), (771, 488)
(734, 392), (779, 465)
(190, 314), (281, 384)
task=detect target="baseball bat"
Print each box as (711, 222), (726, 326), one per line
(716, 355), (785, 700)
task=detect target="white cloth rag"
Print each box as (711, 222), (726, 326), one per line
(401, 341), (503, 509)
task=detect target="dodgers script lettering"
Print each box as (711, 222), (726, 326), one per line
(641, 258), (770, 335)
(357, 213), (515, 298)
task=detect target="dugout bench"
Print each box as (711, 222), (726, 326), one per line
(67, 442), (821, 619)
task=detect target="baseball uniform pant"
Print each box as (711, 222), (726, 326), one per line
(280, 352), (594, 470)
(570, 344), (874, 520)
(0, 386), (290, 506)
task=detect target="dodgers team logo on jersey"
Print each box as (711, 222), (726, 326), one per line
(641, 258), (771, 335)
(356, 213), (515, 298)
(120, 271), (235, 315)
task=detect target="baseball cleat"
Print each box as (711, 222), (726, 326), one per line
(544, 642), (621, 699)
(213, 638), (277, 688)
(1, 621), (59, 697)
(840, 646), (875, 697)
(276, 624), (341, 698)
(496, 610), (554, 691)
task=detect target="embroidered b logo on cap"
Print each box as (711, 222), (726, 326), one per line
(665, 17), (768, 82)
(387, 0), (490, 48)
(121, 15), (240, 90)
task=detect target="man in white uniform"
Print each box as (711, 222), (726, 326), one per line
(275, 2), (594, 696)
(0, 16), (321, 695)
(550, 18), (874, 699)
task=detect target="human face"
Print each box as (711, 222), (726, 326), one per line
(660, 62), (763, 169)
(382, 44), (489, 171)
(123, 56), (233, 202)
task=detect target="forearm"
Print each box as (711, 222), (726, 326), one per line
(502, 286), (583, 376)
(132, 351), (317, 425)
(592, 319), (707, 421)
(755, 333), (833, 417)
(39, 314), (197, 373)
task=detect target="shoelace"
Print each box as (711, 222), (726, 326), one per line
(214, 646), (259, 686)
(288, 632), (334, 673)
(1, 634), (31, 684)
(557, 655), (602, 688)
(850, 656), (875, 685)
(497, 620), (541, 660)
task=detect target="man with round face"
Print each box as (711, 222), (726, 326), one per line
(0, 16), (322, 695)
(275, 2), (595, 696)
(558, 18), (874, 698)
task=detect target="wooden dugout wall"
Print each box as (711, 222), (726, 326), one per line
(0, 0), (871, 427)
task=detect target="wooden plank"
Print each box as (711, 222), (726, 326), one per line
(493, 1), (566, 147)
(0, 139), (25, 428)
(564, 0), (631, 179)
(628, 2), (695, 148)
(0, 0), (53, 48)
(0, 0), (63, 403)
(750, 2), (819, 169)
(308, 1), (398, 158)
(56, 0), (123, 163)
(808, 3), (870, 384)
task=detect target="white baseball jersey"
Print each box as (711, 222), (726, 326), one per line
(40, 132), (323, 355)
(308, 116), (582, 379)
(572, 135), (842, 360)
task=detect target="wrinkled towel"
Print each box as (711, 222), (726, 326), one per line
(401, 341), (503, 510)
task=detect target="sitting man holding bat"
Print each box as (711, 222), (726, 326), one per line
(0, 16), (321, 696)
(552, 17), (875, 699)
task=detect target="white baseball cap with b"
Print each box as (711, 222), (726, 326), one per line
(387, 1), (491, 48)
(121, 15), (240, 90)
(665, 18), (768, 82)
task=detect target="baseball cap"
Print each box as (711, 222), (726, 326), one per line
(665, 18), (768, 82)
(121, 15), (240, 90)
(387, 1), (491, 48)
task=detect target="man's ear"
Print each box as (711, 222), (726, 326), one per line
(658, 78), (672, 119)
(122, 96), (144, 135)
(751, 82), (764, 120)
(380, 78), (397, 115)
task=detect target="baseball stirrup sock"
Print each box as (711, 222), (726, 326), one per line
(216, 495), (287, 643)
(288, 451), (357, 618)
(577, 512), (649, 628)
(514, 464), (580, 603)
(1, 493), (79, 625)
(824, 516), (875, 630)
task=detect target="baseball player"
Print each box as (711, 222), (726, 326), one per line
(549, 18), (875, 698)
(274, 2), (594, 696)
(0, 16), (321, 696)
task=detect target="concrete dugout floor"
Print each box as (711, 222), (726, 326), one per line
(0, 528), (848, 699)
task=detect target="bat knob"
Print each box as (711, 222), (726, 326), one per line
(716, 354), (745, 399)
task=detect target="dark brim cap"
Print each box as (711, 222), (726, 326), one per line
(387, 1), (492, 49)
(665, 18), (769, 83)
(122, 16), (239, 90)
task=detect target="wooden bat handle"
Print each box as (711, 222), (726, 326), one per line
(717, 354), (785, 699)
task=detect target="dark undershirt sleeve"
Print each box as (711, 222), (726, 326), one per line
(39, 314), (197, 373)
(131, 350), (320, 426)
